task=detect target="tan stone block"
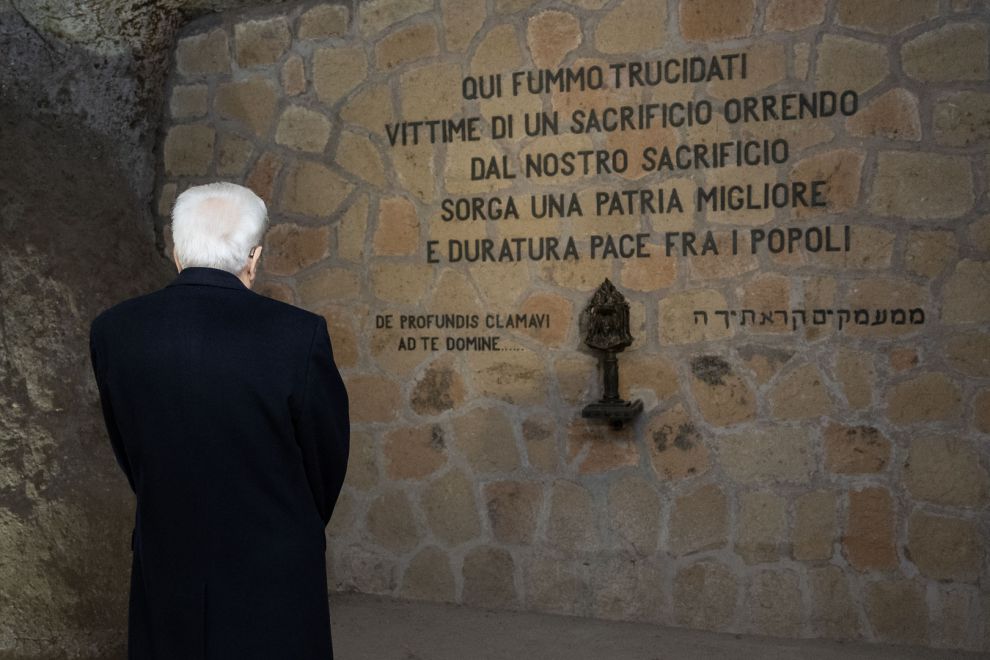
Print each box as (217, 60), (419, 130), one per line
(409, 357), (466, 415)
(606, 475), (660, 555)
(846, 277), (927, 339)
(313, 47), (367, 105)
(622, 354), (679, 403)
(515, 292), (572, 346)
(169, 84), (208, 119)
(689, 356), (756, 427)
(383, 424), (447, 480)
(905, 436), (989, 507)
(968, 214), (990, 254)
(680, 0), (753, 41)
(254, 280), (293, 304)
(596, 0), (667, 53)
(400, 62), (462, 120)
(470, 262), (529, 309)
(669, 484), (727, 556)
(905, 230), (957, 278)
(720, 427), (813, 484)
(908, 512), (981, 582)
(887, 347), (922, 375)
(945, 332), (990, 377)
(462, 546), (517, 608)
(620, 248), (677, 292)
(340, 84), (393, 138)
(567, 417), (638, 474)
(937, 91), (990, 146)
(689, 232), (759, 281)
(297, 267), (360, 306)
(522, 415), (558, 472)
(298, 4), (349, 39)
(647, 404), (710, 480)
(747, 570), (802, 637)
(281, 160), (352, 219)
(336, 195), (368, 263)
(866, 580), (928, 645)
(367, 489), (419, 552)
(764, 0), (826, 31)
(816, 35), (888, 93)
(537, 257), (611, 294)
(808, 566), (861, 638)
(525, 556), (589, 616)
(175, 28), (230, 76)
(465, 342), (545, 405)
(323, 308), (359, 369)
(527, 10), (581, 68)
(700, 164), (778, 226)
(336, 131), (385, 187)
(903, 23), (989, 82)
(281, 54), (306, 96)
(495, 0), (539, 11)
(370, 262), (432, 303)
(421, 469), (481, 545)
(376, 23), (438, 71)
(673, 561), (737, 629)
(837, 0), (938, 34)
(736, 492), (787, 564)
(659, 289), (732, 344)
(392, 142), (435, 202)
(789, 149), (865, 217)
(401, 546), (455, 602)
(441, 0), (485, 53)
(470, 24), (521, 79)
(708, 42), (786, 99)
(331, 543), (398, 593)
(824, 424), (889, 474)
(347, 374), (401, 423)
(871, 152), (973, 220)
(359, 0), (432, 37)
(340, 430), (377, 491)
(215, 133), (254, 177)
(262, 223), (329, 276)
(843, 487), (897, 571)
(943, 260), (990, 323)
(245, 152), (282, 205)
(738, 346), (792, 385)
(234, 17), (289, 67)
(886, 373), (962, 425)
(275, 105), (332, 153)
(769, 363), (832, 420)
(451, 407), (520, 474)
(427, 269), (482, 317)
(547, 479), (598, 555)
(163, 124), (215, 177)
(845, 88), (921, 141)
(485, 480), (542, 544)
(591, 556), (666, 623)
(372, 197), (420, 256)
(976, 389), (990, 434)
(793, 490), (837, 561)
(216, 77), (277, 136)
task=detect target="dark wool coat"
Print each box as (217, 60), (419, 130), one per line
(89, 266), (349, 659)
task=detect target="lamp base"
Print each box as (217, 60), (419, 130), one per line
(581, 399), (644, 430)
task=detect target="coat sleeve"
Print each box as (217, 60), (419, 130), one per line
(89, 318), (136, 493)
(293, 317), (350, 526)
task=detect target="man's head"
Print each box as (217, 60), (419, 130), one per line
(171, 182), (268, 288)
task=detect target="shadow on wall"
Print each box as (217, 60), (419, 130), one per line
(0, 104), (172, 656)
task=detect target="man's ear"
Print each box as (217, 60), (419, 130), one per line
(172, 248), (182, 272)
(247, 245), (263, 278)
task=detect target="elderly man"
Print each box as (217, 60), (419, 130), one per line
(89, 182), (349, 659)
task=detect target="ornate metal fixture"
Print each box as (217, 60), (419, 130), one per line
(580, 279), (643, 429)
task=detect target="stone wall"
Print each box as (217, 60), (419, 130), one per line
(158, 0), (989, 652)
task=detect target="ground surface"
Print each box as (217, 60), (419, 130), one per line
(331, 593), (985, 660)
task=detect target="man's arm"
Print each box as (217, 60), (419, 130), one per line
(294, 317), (350, 526)
(89, 319), (136, 493)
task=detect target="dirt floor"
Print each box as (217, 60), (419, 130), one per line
(330, 593), (985, 660)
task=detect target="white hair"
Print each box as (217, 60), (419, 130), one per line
(171, 182), (268, 275)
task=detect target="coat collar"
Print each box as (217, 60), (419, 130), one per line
(166, 266), (248, 291)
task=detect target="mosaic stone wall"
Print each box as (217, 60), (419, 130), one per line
(158, 0), (990, 651)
